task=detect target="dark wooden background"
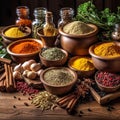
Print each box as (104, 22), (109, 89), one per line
(0, 0), (120, 26)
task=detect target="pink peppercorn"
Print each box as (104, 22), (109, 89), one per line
(16, 81), (39, 95)
(96, 71), (120, 87)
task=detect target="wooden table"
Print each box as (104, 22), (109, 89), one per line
(1, 27), (120, 120)
(0, 92), (120, 120)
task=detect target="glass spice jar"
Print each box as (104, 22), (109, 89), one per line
(111, 23), (120, 41)
(43, 11), (57, 36)
(15, 6), (32, 27)
(58, 7), (74, 28)
(32, 7), (47, 38)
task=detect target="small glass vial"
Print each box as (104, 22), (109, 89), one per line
(112, 23), (120, 40)
(43, 11), (57, 36)
(58, 7), (74, 28)
(16, 6), (32, 27)
(32, 7), (47, 38)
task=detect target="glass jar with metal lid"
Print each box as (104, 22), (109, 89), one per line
(32, 7), (47, 38)
(58, 7), (74, 28)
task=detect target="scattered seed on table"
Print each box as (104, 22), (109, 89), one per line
(78, 114), (82, 117)
(13, 96), (17, 99)
(87, 108), (92, 112)
(24, 102), (29, 106)
(18, 98), (21, 100)
(107, 107), (112, 112)
(79, 110), (84, 114)
(13, 105), (16, 108)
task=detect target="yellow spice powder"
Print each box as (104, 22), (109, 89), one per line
(70, 57), (95, 71)
(5, 27), (26, 38)
(94, 42), (120, 57)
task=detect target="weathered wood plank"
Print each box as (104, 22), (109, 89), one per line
(0, 92), (120, 120)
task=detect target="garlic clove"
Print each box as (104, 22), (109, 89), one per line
(22, 59), (36, 70)
(22, 70), (30, 77)
(27, 71), (37, 80)
(30, 63), (42, 72)
(13, 71), (23, 80)
(37, 69), (43, 76)
(14, 63), (24, 73)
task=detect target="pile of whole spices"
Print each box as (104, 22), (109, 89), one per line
(31, 91), (58, 110)
(16, 81), (39, 95)
(43, 68), (74, 86)
(57, 83), (89, 114)
(41, 47), (65, 61)
(96, 71), (120, 87)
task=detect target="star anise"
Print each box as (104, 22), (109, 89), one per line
(18, 25), (28, 33)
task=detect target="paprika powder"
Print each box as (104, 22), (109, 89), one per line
(11, 40), (41, 54)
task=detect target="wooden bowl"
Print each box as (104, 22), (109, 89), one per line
(7, 38), (43, 63)
(95, 71), (120, 93)
(59, 23), (98, 55)
(89, 41), (120, 72)
(39, 48), (68, 67)
(1, 25), (31, 45)
(68, 56), (96, 78)
(37, 28), (58, 47)
(40, 67), (78, 95)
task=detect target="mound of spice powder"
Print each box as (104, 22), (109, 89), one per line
(43, 68), (74, 86)
(41, 47), (65, 61)
(11, 40), (41, 54)
(5, 27), (26, 38)
(96, 71), (120, 87)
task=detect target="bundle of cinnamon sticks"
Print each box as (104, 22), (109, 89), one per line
(57, 84), (89, 113)
(0, 58), (16, 92)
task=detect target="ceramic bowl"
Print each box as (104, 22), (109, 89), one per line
(95, 71), (120, 93)
(89, 41), (120, 72)
(59, 24), (98, 55)
(40, 67), (78, 95)
(39, 48), (68, 67)
(1, 25), (31, 45)
(68, 56), (96, 78)
(37, 28), (58, 47)
(7, 38), (43, 63)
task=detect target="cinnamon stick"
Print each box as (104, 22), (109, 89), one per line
(66, 97), (76, 110)
(67, 97), (79, 113)
(0, 72), (5, 82)
(0, 78), (6, 92)
(4, 64), (9, 89)
(0, 57), (11, 64)
(60, 100), (70, 108)
(4, 64), (16, 92)
(57, 94), (73, 103)
(58, 94), (75, 105)
(11, 66), (16, 89)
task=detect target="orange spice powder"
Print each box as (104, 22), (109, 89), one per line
(11, 41), (41, 54)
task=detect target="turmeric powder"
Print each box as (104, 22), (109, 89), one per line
(5, 27), (26, 38)
(11, 40), (41, 54)
(94, 42), (120, 57)
(69, 57), (95, 71)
